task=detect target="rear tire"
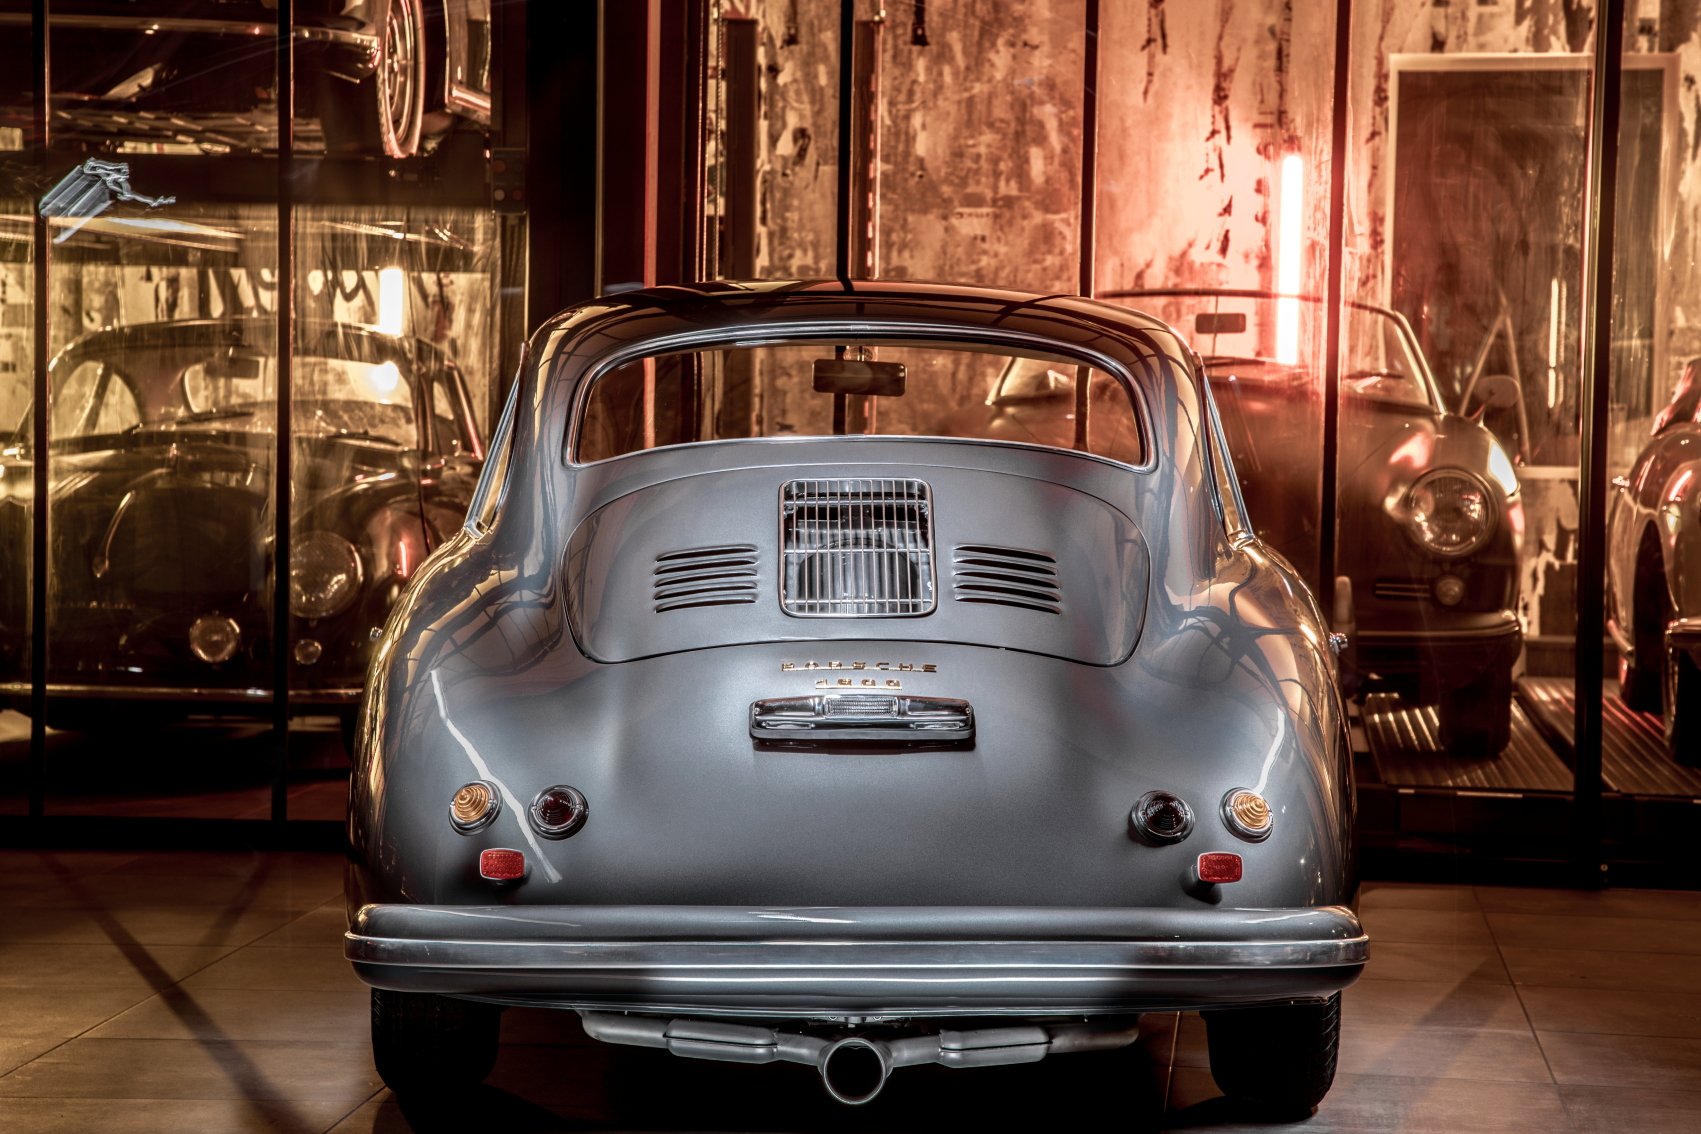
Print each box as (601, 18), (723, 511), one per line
(1204, 993), (1341, 1119)
(1437, 664), (1513, 757)
(1621, 545), (1667, 713)
(323, 0), (426, 157)
(371, 988), (500, 1099)
(1664, 643), (1701, 767)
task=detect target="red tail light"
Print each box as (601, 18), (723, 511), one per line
(478, 848), (527, 881)
(1196, 852), (1242, 884)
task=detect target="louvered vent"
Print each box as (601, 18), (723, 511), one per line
(653, 544), (759, 612)
(952, 545), (1062, 614)
(1372, 578), (1430, 601)
(780, 478), (936, 617)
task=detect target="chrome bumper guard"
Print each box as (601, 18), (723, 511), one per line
(345, 904), (1368, 1015)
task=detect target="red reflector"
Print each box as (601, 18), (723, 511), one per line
(1197, 852), (1243, 884)
(479, 848), (526, 881)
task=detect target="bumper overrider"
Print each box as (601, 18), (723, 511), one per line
(345, 903), (1368, 1016)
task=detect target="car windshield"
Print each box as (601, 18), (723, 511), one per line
(1103, 292), (1438, 411)
(44, 331), (419, 447)
(575, 339), (1145, 465)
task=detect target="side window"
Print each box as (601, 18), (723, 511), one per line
(428, 367), (479, 457)
(53, 362), (140, 437)
(1200, 370), (1251, 542)
(466, 378), (519, 535)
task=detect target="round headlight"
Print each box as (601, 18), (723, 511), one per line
(1404, 470), (1494, 558)
(289, 532), (363, 619)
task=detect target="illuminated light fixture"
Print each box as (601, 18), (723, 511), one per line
(451, 780), (501, 833)
(1276, 153), (1304, 366)
(1547, 276), (1561, 410)
(478, 848), (527, 881)
(377, 267), (406, 336)
(1196, 852), (1243, 885)
(369, 360), (401, 397)
(1486, 440), (1520, 498)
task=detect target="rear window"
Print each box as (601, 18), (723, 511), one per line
(573, 340), (1144, 466)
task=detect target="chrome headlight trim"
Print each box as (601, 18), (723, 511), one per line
(1402, 468), (1496, 559)
(289, 531), (364, 619)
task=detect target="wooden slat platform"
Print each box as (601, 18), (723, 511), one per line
(1361, 692), (1574, 792)
(1517, 676), (1701, 798)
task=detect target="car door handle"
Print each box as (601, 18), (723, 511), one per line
(750, 693), (974, 745)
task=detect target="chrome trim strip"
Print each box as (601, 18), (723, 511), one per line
(0, 682), (361, 703)
(346, 933), (1370, 972)
(1353, 619), (1522, 645)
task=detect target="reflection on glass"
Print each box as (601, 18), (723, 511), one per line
(1602, 22), (1701, 802)
(32, 204), (278, 817)
(0, 199), (29, 815)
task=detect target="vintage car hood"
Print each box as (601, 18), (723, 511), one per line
(564, 463), (1150, 666)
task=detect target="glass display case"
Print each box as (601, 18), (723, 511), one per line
(2, 0), (1691, 870)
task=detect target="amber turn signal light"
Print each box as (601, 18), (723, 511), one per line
(478, 848), (526, 881)
(1221, 788), (1273, 842)
(1196, 852), (1243, 884)
(449, 780), (500, 833)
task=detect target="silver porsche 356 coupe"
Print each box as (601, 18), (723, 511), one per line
(343, 280), (1367, 1114)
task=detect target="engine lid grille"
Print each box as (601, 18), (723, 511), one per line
(780, 478), (936, 617)
(951, 545), (1062, 614)
(653, 544), (759, 612)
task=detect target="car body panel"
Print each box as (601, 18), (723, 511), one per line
(1608, 360), (1701, 665)
(345, 279), (1361, 1022)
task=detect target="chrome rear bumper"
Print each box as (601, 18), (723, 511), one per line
(345, 903), (1368, 1016)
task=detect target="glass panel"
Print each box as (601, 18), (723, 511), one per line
(1338, 5), (1591, 821)
(876, 0), (1083, 290)
(576, 341), (1139, 465)
(0, 195), (31, 816)
(40, 200), (277, 819)
(286, 208), (499, 816)
(42, 6), (278, 155)
(1602, 15), (1701, 816)
(1097, 3), (1337, 587)
(707, 0), (842, 279)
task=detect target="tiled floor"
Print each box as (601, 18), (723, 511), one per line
(0, 851), (1697, 1132)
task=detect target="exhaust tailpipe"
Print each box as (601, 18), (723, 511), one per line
(818, 1037), (891, 1105)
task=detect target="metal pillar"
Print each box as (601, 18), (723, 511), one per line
(271, 1), (295, 823)
(1574, 0), (1627, 882)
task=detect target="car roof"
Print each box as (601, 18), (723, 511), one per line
(538, 278), (1184, 343)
